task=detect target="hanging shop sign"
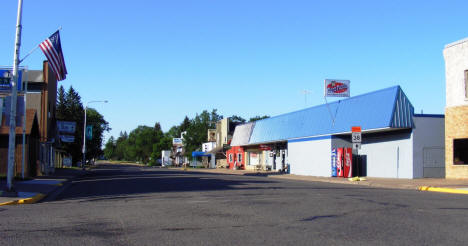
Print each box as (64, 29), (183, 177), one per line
(86, 125), (93, 140)
(0, 69), (24, 92)
(59, 135), (75, 143)
(57, 121), (76, 133)
(173, 138), (183, 145)
(324, 79), (350, 97)
(259, 144), (272, 151)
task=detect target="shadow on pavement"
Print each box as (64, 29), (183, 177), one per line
(46, 164), (284, 202)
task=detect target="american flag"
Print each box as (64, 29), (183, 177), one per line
(39, 31), (67, 81)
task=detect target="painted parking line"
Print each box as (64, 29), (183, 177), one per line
(418, 186), (468, 195)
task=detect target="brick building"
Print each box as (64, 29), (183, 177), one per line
(443, 37), (468, 178)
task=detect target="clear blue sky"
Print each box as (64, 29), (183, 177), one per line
(1, 1), (467, 141)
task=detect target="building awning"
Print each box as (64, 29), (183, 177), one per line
(192, 151), (211, 157)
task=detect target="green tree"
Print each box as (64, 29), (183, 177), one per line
(180, 116), (191, 132)
(183, 109), (222, 157)
(103, 136), (115, 160)
(230, 115), (246, 124)
(249, 115), (270, 122)
(56, 85), (67, 118)
(113, 131), (128, 160)
(149, 135), (172, 166)
(125, 125), (160, 163)
(56, 86), (84, 165)
(166, 116), (191, 139)
(85, 108), (110, 161)
(56, 86), (109, 165)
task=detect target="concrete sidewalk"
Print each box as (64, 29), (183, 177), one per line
(182, 167), (468, 194)
(0, 168), (88, 205)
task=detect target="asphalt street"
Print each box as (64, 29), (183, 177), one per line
(1, 163), (468, 246)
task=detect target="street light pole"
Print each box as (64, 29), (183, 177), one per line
(6, 0), (24, 191)
(82, 100), (107, 170)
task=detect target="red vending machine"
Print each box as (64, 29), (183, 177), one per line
(336, 148), (344, 177)
(343, 148), (353, 178)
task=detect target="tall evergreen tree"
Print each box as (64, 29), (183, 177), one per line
(56, 85), (67, 120)
(103, 136), (116, 160)
(56, 86), (109, 165)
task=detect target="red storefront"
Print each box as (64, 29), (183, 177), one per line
(226, 146), (245, 169)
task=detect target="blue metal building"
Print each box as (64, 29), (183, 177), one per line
(231, 86), (445, 178)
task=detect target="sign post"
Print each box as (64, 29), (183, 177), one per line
(324, 79), (351, 126)
(351, 126), (362, 150)
(352, 126), (362, 177)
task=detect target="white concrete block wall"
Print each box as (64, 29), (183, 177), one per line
(359, 131), (413, 178)
(331, 137), (352, 149)
(412, 116), (445, 178)
(443, 38), (468, 107)
(288, 137), (332, 177)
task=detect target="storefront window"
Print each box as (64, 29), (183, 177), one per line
(249, 152), (259, 166)
(454, 139), (468, 165)
(229, 154), (233, 163)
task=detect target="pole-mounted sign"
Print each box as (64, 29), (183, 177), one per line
(351, 126), (361, 150)
(86, 125), (93, 140)
(324, 79), (350, 98)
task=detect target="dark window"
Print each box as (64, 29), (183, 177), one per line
(454, 138), (468, 165)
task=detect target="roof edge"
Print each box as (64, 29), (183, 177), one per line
(445, 37), (468, 49)
(255, 85), (402, 124)
(245, 127), (409, 146)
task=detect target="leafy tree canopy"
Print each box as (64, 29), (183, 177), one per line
(249, 115), (270, 122)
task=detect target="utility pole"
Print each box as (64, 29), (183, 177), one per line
(6, 0), (24, 192)
(82, 100), (108, 170)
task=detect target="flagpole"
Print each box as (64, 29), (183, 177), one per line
(19, 26), (62, 64)
(6, 0), (24, 191)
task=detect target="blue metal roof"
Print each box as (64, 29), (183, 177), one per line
(248, 86), (414, 144)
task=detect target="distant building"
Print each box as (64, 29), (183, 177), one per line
(205, 117), (242, 168)
(443, 37), (468, 178)
(161, 150), (171, 166)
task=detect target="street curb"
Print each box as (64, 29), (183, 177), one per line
(40, 170), (91, 203)
(179, 168), (466, 192)
(0, 193), (46, 206)
(418, 186), (468, 195)
(0, 169), (90, 206)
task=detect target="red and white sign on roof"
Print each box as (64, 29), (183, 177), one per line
(324, 79), (350, 97)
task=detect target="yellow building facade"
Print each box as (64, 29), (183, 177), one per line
(443, 38), (468, 178)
